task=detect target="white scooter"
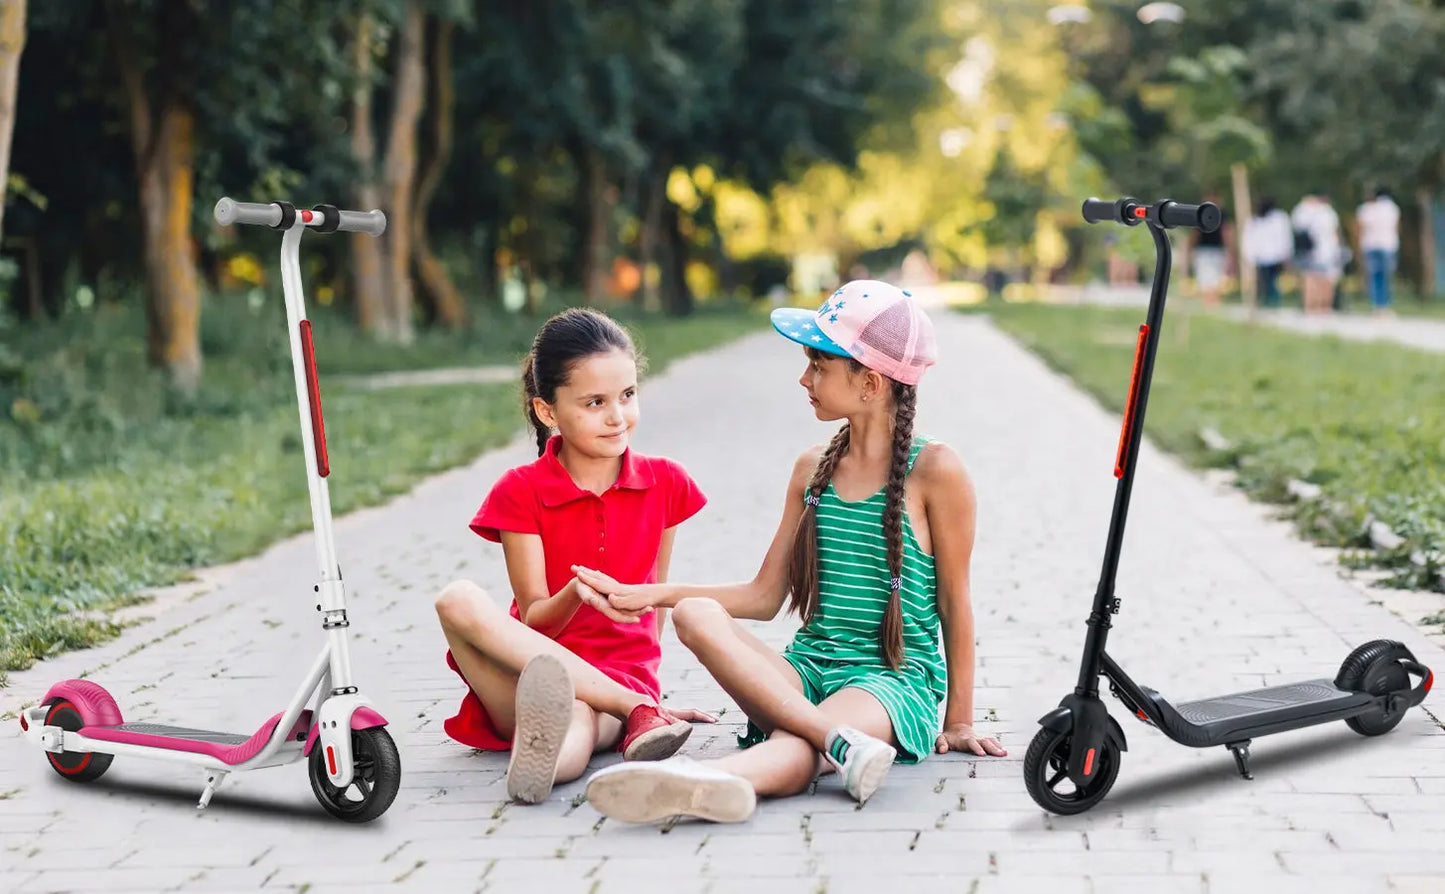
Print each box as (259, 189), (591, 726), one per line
(18, 198), (401, 823)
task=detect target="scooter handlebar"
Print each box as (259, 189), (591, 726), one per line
(214, 198), (387, 237)
(1159, 201), (1222, 233)
(1082, 197), (1141, 225)
(1081, 197), (1222, 233)
(214, 198), (282, 228)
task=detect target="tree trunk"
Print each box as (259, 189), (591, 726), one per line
(107, 0), (203, 392)
(1230, 162), (1255, 313)
(660, 199), (694, 316)
(1420, 186), (1439, 301)
(411, 15), (464, 329)
(350, 11), (389, 337)
(637, 157), (668, 312)
(581, 147), (612, 304)
(381, 1), (427, 344)
(517, 156), (542, 315)
(0, 0), (26, 246)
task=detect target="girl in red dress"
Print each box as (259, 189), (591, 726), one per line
(435, 308), (714, 804)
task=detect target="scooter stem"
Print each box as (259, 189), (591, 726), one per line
(279, 224), (354, 692)
(1076, 220), (1173, 697)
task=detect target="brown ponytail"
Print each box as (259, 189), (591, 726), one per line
(520, 353), (550, 456)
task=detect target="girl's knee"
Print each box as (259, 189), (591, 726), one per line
(672, 597), (727, 649)
(435, 579), (491, 630)
(769, 732), (823, 795)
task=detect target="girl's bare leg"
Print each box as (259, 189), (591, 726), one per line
(553, 702), (624, 784)
(436, 579), (651, 727)
(670, 598), (828, 746)
(670, 598), (899, 797)
(708, 688), (897, 797)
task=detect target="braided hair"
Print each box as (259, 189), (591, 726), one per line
(787, 355), (918, 670)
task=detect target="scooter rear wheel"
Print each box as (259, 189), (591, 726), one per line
(1024, 726), (1119, 815)
(42, 699), (113, 783)
(309, 727), (401, 823)
(1337, 640), (1412, 736)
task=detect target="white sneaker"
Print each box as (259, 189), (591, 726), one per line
(823, 727), (896, 803)
(585, 756), (757, 823)
(505, 654), (574, 804)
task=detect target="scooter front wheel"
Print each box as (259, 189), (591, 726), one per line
(309, 727), (401, 823)
(1024, 725), (1119, 815)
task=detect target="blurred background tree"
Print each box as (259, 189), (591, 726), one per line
(1, 0), (1443, 395)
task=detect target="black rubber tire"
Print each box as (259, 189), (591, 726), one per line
(42, 699), (113, 782)
(309, 727), (401, 823)
(1336, 640), (1412, 736)
(1023, 725), (1120, 815)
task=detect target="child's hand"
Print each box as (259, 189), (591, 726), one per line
(659, 706), (718, 724)
(576, 577), (651, 624)
(571, 565), (656, 613)
(934, 723), (1007, 757)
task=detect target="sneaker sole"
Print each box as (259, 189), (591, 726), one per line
(586, 764), (756, 824)
(506, 654), (574, 804)
(850, 745), (896, 804)
(622, 721), (693, 762)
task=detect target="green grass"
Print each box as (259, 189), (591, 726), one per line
(987, 303), (1445, 594)
(0, 296), (767, 682)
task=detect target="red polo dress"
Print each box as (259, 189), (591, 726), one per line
(442, 435), (707, 750)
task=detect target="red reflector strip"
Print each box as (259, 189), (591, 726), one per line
(1114, 324), (1149, 478)
(1084, 747), (1096, 777)
(1425, 671), (1434, 695)
(326, 745), (338, 775)
(1133, 206), (1147, 218)
(300, 320), (330, 478)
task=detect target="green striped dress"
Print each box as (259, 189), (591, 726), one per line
(740, 435), (946, 763)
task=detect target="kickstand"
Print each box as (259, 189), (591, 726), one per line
(198, 770), (229, 809)
(1225, 741), (1253, 780)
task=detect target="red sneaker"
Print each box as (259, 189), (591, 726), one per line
(621, 704), (692, 761)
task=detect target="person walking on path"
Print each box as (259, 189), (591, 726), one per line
(574, 281), (1006, 825)
(1355, 187), (1402, 316)
(1242, 197), (1293, 307)
(1291, 192), (1345, 314)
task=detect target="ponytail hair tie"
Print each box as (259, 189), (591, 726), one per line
(889, 576), (902, 591)
(804, 494), (821, 507)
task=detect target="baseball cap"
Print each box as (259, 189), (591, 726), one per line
(769, 280), (938, 386)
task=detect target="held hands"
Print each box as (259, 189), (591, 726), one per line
(574, 577), (651, 625)
(571, 565), (660, 614)
(935, 722), (1008, 757)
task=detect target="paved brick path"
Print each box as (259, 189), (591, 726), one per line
(3, 313), (1443, 893)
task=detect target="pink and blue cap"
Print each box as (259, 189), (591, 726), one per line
(769, 280), (938, 386)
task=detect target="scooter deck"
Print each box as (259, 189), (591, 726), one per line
(77, 713), (303, 766)
(1154, 678), (1374, 746)
(90, 722), (251, 745)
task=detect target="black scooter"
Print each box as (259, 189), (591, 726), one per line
(1024, 196), (1435, 816)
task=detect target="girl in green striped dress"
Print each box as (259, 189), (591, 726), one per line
(574, 281), (1006, 824)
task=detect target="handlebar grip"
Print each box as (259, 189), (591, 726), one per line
(1159, 201), (1222, 233)
(214, 197), (283, 228)
(1082, 198), (1120, 224)
(322, 206), (387, 237)
(1081, 197), (1146, 226)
